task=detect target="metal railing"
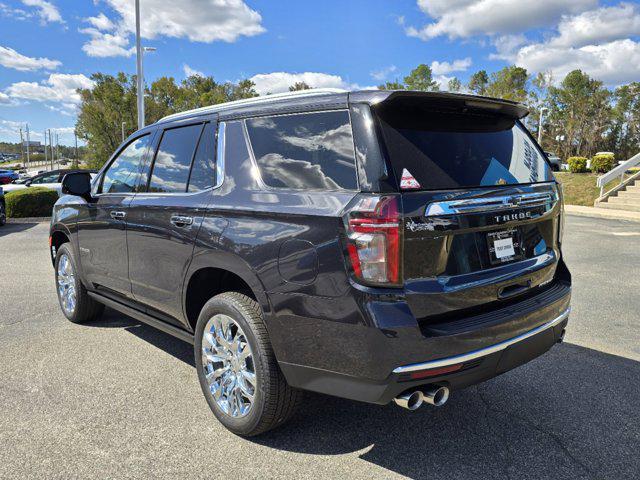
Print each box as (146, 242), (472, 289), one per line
(596, 152), (640, 198)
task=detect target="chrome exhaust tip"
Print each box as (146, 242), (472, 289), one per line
(422, 386), (449, 407)
(393, 390), (424, 411)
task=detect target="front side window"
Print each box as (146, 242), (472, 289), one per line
(245, 111), (358, 190)
(148, 124), (203, 193)
(101, 135), (151, 194)
(31, 172), (59, 184)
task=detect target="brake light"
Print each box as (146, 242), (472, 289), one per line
(345, 195), (402, 286)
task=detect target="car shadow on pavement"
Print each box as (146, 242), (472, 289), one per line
(252, 344), (640, 479)
(94, 309), (639, 479)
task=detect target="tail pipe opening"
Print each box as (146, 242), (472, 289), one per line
(394, 385), (450, 410)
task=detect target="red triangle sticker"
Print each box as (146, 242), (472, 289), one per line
(400, 168), (421, 190)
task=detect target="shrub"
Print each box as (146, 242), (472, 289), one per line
(567, 156), (588, 173)
(5, 187), (58, 218)
(590, 153), (615, 173)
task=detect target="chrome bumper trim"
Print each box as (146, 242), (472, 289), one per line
(392, 307), (571, 374)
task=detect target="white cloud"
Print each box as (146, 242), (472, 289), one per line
(489, 34), (529, 60)
(370, 65), (397, 81)
(0, 119), (25, 138)
(85, 12), (115, 31)
(487, 4), (640, 85)
(407, 0), (596, 40)
(183, 64), (204, 78)
(0, 45), (61, 71)
(80, 27), (135, 58)
(249, 72), (355, 95)
(514, 38), (640, 86)
(81, 0), (265, 57)
(551, 3), (640, 48)
(20, 0), (63, 24)
(4, 73), (94, 107)
(430, 57), (471, 75)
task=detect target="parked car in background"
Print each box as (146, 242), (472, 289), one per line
(0, 186), (5, 226)
(51, 89), (570, 436)
(545, 152), (562, 171)
(2, 169), (96, 196)
(0, 169), (19, 185)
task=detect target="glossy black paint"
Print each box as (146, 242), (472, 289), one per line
(50, 90), (571, 405)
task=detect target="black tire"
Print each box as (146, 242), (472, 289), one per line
(194, 292), (302, 436)
(55, 243), (104, 324)
(0, 201), (5, 226)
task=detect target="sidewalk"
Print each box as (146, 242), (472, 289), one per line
(565, 205), (640, 223)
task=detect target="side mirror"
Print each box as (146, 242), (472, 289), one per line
(61, 172), (92, 200)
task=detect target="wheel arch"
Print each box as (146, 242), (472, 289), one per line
(49, 224), (72, 266)
(183, 250), (271, 332)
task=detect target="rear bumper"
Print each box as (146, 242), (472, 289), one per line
(393, 307), (569, 374)
(280, 306), (569, 405)
(274, 265), (571, 404)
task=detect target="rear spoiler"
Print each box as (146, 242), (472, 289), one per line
(350, 90), (529, 120)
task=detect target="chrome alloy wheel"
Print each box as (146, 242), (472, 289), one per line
(57, 253), (77, 316)
(201, 314), (256, 418)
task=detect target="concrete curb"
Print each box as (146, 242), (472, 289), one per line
(7, 217), (50, 224)
(565, 205), (640, 223)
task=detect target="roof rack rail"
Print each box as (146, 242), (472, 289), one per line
(158, 88), (348, 123)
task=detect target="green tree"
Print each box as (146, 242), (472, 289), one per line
(447, 77), (462, 92)
(289, 82), (311, 91)
(76, 72), (258, 168)
(403, 64), (439, 91)
(546, 69), (611, 159)
(75, 73), (138, 168)
(467, 70), (489, 95)
(607, 82), (640, 160)
(486, 66), (529, 102)
(377, 80), (405, 90)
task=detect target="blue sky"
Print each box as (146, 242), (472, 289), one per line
(0, 0), (639, 145)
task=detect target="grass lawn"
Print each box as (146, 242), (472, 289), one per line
(555, 172), (632, 206)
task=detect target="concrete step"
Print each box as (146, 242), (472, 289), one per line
(617, 190), (640, 199)
(607, 196), (640, 206)
(625, 184), (640, 192)
(597, 200), (640, 212)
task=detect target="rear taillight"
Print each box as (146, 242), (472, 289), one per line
(344, 195), (402, 286)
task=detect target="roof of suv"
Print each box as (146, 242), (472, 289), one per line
(155, 89), (529, 126)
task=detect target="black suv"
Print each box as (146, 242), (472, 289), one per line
(51, 90), (571, 436)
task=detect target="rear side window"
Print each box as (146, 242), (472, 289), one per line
(101, 134), (151, 194)
(245, 111), (357, 190)
(377, 112), (553, 190)
(148, 124), (203, 193)
(188, 122), (217, 192)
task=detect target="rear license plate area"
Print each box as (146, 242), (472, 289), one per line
(487, 229), (523, 264)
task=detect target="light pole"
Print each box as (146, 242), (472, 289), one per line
(122, 121), (126, 142)
(135, 0), (144, 130)
(538, 107), (549, 146)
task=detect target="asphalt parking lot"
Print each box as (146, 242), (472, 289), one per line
(0, 216), (638, 479)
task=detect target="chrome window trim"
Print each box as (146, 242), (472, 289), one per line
(392, 307), (570, 374)
(425, 191), (558, 217)
(119, 121), (225, 198)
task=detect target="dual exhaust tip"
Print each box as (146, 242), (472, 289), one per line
(394, 386), (449, 410)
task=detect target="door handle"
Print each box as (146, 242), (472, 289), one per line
(110, 211), (126, 219)
(170, 215), (194, 228)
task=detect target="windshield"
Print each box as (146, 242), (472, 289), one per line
(377, 111), (553, 191)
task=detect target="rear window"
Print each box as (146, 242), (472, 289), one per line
(377, 112), (553, 190)
(245, 111), (358, 191)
